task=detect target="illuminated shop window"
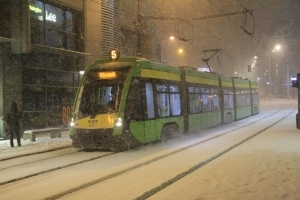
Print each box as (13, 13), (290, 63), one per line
(29, 0), (83, 51)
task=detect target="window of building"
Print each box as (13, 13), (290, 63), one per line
(21, 52), (82, 128)
(0, 0), (11, 38)
(29, 0), (84, 51)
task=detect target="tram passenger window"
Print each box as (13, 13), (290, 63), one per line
(79, 86), (93, 116)
(189, 93), (201, 113)
(236, 89), (243, 107)
(252, 89), (258, 104)
(201, 90), (211, 112)
(246, 90), (251, 106)
(223, 89), (229, 109)
(211, 89), (220, 111)
(156, 84), (170, 117)
(127, 79), (143, 120)
(228, 90), (234, 109)
(238, 89), (251, 107)
(145, 83), (155, 119)
(241, 90), (245, 106)
(224, 89), (233, 109)
(188, 86), (201, 114)
(169, 85), (181, 116)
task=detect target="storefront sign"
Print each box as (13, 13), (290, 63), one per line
(30, 4), (57, 23)
(45, 11), (56, 22)
(29, 5), (42, 13)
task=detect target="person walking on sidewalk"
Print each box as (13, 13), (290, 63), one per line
(3, 101), (23, 147)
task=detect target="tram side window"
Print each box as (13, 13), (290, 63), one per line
(246, 89), (251, 106)
(127, 79), (143, 120)
(223, 89), (229, 109)
(79, 86), (93, 115)
(188, 86), (201, 114)
(145, 83), (155, 119)
(228, 89), (234, 109)
(156, 84), (170, 117)
(223, 89), (234, 109)
(201, 88), (211, 112)
(236, 89), (242, 107)
(236, 89), (251, 107)
(169, 85), (181, 116)
(211, 88), (220, 111)
(237, 89), (251, 107)
(252, 89), (259, 104)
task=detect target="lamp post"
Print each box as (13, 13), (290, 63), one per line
(178, 48), (183, 66)
(286, 49), (290, 99)
(269, 44), (281, 100)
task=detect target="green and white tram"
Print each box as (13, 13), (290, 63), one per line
(70, 50), (259, 150)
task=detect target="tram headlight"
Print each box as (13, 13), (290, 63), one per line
(70, 118), (75, 127)
(116, 117), (122, 127)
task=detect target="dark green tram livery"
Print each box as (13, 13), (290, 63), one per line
(70, 51), (259, 150)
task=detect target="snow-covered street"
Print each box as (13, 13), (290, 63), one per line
(1, 98), (299, 200)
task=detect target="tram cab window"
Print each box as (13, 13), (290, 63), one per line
(78, 81), (123, 117)
(102, 86), (118, 109)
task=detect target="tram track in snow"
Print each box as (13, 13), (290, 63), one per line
(44, 106), (295, 200)
(136, 107), (297, 200)
(0, 150), (117, 186)
(0, 147), (77, 171)
(0, 145), (72, 162)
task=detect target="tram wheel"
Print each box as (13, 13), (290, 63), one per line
(160, 123), (180, 141)
(225, 113), (234, 124)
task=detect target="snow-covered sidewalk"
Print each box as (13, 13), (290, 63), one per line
(0, 130), (72, 160)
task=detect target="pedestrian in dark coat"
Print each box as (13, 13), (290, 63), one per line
(4, 101), (22, 147)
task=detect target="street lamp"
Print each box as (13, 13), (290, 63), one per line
(167, 36), (175, 64)
(178, 48), (183, 66)
(273, 44), (281, 52)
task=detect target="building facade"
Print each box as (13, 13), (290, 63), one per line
(0, 0), (125, 138)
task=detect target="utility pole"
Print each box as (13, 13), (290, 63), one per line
(286, 51), (290, 99)
(134, 0), (147, 57)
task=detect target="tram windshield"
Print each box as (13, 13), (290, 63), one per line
(78, 80), (124, 118)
